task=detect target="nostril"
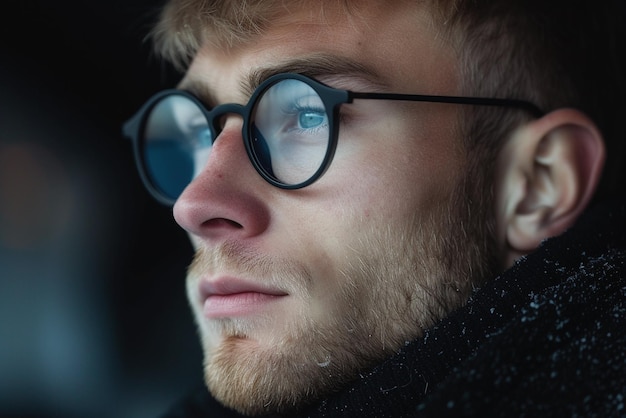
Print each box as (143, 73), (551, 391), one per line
(202, 218), (244, 229)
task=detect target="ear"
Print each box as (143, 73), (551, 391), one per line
(495, 109), (606, 267)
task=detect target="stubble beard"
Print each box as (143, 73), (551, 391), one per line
(186, 182), (496, 416)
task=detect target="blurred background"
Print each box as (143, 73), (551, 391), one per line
(1, 1), (204, 417)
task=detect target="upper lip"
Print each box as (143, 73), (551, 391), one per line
(199, 277), (288, 301)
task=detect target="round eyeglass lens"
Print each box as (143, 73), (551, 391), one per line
(143, 94), (213, 201)
(250, 78), (331, 186)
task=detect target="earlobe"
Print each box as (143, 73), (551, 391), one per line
(496, 109), (606, 266)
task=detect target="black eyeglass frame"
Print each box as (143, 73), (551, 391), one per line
(123, 72), (545, 205)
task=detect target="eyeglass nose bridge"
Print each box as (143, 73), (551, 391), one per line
(206, 102), (250, 142)
(204, 101), (266, 184)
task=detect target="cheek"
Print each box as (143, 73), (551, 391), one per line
(333, 151), (460, 227)
(328, 105), (463, 217)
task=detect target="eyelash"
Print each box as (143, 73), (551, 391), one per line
(287, 103), (328, 124)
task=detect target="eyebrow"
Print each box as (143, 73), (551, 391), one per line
(179, 53), (388, 105)
(244, 54), (387, 95)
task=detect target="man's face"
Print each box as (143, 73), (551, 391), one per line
(174, 2), (475, 414)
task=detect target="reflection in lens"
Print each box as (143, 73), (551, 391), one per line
(143, 94), (212, 200)
(252, 79), (330, 185)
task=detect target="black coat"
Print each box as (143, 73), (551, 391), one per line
(163, 198), (626, 417)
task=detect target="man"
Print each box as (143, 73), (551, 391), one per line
(123, 0), (626, 416)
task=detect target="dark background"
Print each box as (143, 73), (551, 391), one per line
(1, 1), (204, 417)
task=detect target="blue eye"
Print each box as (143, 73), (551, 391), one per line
(299, 111), (326, 129)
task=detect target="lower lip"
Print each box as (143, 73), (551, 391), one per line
(203, 292), (284, 318)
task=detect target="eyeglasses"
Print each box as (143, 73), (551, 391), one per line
(123, 72), (544, 205)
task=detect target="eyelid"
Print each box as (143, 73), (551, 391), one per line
(295, 93), (325, 107)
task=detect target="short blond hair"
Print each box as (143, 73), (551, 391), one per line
(150, 0), (366, 70)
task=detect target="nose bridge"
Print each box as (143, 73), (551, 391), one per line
(173, 100), (270, 242)
(201, 101), (255, 181)
(205, 102), (250, 174)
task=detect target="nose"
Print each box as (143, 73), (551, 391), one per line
(173, 119), (271, 243)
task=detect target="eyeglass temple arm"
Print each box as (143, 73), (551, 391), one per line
(348, 92), (545, 118)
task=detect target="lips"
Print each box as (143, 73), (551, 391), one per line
(199, 278), (288, 318)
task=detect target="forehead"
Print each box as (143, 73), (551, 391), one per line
(181, 1), (458, 101)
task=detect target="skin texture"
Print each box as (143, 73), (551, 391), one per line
(169, 1), (606, 415)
